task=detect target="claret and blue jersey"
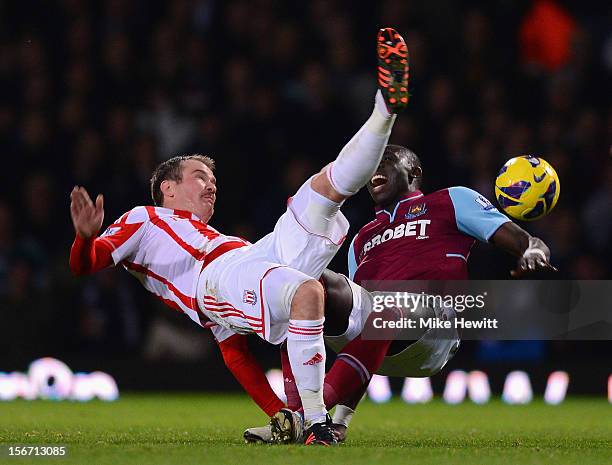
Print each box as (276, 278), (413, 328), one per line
(348, 187), (511, 283)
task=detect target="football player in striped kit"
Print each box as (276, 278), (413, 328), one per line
(70, 27), (410, 446)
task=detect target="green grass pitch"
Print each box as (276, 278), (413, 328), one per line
(0, 394), (610, 464)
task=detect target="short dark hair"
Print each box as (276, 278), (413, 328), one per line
(385, 144), (421, 169)
(386, 144), (423, 188)
(150, 154), (215, 206)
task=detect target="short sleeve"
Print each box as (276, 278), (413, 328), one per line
(448, 187), (511, 242)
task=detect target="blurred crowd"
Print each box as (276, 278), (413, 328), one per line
(1, 0), (610, 360)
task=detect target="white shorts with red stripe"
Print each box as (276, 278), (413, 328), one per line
(196, 177), (349, 344)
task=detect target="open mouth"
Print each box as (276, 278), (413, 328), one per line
(370, 174), (388, 191)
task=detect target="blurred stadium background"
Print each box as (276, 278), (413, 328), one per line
(0, 0), (610, 397)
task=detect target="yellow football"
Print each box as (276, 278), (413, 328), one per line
(495, 156), (560, 221)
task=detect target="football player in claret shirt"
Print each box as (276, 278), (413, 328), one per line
(243, 144), (558, 444)
(335, 144), (556, 440)
(69, 27), (410, 446)
(349, 144), (556, 282)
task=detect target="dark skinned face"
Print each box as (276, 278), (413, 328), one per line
(367, 148), (421, 209)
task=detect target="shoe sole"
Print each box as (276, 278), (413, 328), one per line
(377, 27), (409, 111)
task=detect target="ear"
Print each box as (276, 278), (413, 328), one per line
(160, 179), (176, 202)
(409, 166), (422, 184)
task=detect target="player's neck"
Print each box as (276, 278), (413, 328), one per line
(381, 190), (422, 211)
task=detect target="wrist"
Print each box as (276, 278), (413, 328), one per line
(76, 232), (93, 240)
(525, 237), (549, 259)
(76, 226), (100, 240)
(523, 247), (546, 260)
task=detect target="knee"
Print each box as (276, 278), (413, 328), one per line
(290, 279), (325, 320)
(320, 270), (353, 334)
(311, 169), (347, 203)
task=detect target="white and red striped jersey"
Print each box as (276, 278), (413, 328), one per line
(70, 206), (249, 331)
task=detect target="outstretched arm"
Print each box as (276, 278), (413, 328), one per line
(70, 234), (115, 275)
(69, 186), (113, 275)
(447, 187), (557, 278)
(489, 222), (557, 277)
(69, 187), (147, 275)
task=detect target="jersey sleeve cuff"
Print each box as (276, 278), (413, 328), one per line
(484, 219), (512, 241)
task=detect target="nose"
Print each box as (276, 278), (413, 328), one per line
(207, 183), (216, 194)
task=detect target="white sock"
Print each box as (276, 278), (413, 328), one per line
(287, 318), (327, 425)
(332, 405), (355, 428)
(327, 90), (396, 196)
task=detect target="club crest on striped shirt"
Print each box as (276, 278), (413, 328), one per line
(102, 226), (121, 237)
(242, 290), (257, 305)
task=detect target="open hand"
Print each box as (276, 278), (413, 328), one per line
(511, 248), (557, 278)
(70, 186), (104, 239)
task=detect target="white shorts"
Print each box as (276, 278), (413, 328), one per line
(196, 177), (349, 344)
(324, 286), (461, 377)
(376, 299), (460, 377)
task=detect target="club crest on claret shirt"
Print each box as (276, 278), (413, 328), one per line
(405, 203), (427, 219)
(243, 290), (257, 305)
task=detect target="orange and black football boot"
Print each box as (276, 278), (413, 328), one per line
(377, 27), (410, 113)
(302, 415), (337, 446)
